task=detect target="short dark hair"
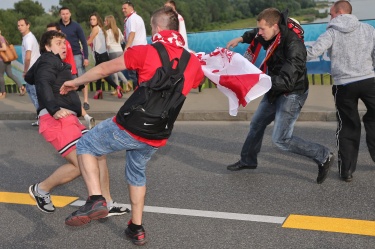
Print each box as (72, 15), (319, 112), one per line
(165, 0), (176, 8)
(152, 6), (179, 31)
(39, 30), (66, 53)
(46, 22), (61, 31)
(18, 18), (30, 26)
(59, 6), (70, 13)
(123, 1), (134, 8)
(257, 8), (281, 27)
(333, 0), (352, 14)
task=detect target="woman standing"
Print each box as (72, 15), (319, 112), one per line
(0, 31), (26, 98)
(87, 13), (122, 99)
(104, 15), (132, 93)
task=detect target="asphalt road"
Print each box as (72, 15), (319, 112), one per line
(0, 121), (374, 249)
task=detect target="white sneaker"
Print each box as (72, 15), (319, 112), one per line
(107, 202), (130, 217)
(31, 120), (39, 126)
(85, 116), (96, 129)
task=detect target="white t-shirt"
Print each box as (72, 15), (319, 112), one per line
(92, 27), (107, 54)
(124, 13), (147, 46)
(178, 13), (189, 49)
(22, 32), (40, 70)
(106, 28), (124, 53)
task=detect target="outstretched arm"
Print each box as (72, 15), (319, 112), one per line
(226, 37), (243, 49)
(61, 55), (126, 94)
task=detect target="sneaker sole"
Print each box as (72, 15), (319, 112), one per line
(125, 229), (147, 246)
(227, 166), (257, 171)
(28, 185), (54, 214)
(65, 208), (109, 226)
(106, 208), (130, 217)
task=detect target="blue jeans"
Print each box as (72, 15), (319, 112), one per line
(73, 54), (86, 77)
(240, 91), (329, 166)
(76, 118), (158, 186)
(26, 83), (39, 110)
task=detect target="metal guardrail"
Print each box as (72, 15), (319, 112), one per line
(5, 73), (333, 94)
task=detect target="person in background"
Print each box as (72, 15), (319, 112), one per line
(25, 30), (129, 217)
(104, 15), (132, 93)
(17, 18), (40, 126)
(87, 12), (122, 99)
(61, 6), (204, 246)
(59, 7), (90, 111)
(122, 1), (147, 89)
(306, 0), (375, 182)
(46, 23), (95, 129)
(226, 8), (334, 184)
(0, 30), (25, 98)
(164, 0), (189, 50)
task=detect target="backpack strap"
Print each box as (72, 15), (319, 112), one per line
(151, 42), (191, 72)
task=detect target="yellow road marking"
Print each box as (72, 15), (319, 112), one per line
(1, 192), (375, 237)
(0, 192), (78, 207)
(283, 214), (375, 236)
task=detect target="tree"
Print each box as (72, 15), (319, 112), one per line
(0, 10), (22, 44)
(14, 0), (44, 19)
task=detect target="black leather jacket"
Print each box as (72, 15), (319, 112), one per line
(25, 52), (82, 117)
(241, 15), (308, 103)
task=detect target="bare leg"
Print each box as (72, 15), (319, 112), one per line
(129, 185), (146, 225)
(81, 107), (87, 116)
(77, 154), (102, 195)
(38, 150), (81, 192)
(98, 155), (112, 201)
(83, 84), (89, 104)
(77, 154), (112, 201)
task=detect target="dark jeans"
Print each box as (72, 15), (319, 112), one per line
(94, 52), (118, 91)
(240, 91), (329, 166)
(332, 77), (375, 177)
(128, 70), (138, 89)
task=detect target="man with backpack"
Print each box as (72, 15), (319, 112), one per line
(225, 8), (334, 184)
(60, 6), (204, 246)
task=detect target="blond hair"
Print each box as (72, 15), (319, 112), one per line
(105, 15), (120, 42)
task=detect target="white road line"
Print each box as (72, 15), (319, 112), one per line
(70, 200), (285, 224)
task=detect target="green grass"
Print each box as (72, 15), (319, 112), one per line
(212, 18), (257, 30)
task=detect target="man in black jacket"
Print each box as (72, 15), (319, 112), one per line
(226, 8), (334, 184)
(25, 30), (129, 216)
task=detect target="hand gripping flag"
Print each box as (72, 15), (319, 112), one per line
(196, 47), (271, 116)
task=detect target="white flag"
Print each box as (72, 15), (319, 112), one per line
(196, 47), (271, 116)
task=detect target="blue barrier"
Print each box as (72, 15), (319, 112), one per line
(13, 19), (375, 77)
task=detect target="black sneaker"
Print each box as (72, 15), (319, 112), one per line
(31, 120), (39, 126)
(28, 184), (55, 213)
(227, 161), (257, 171)
(317, 152), (334, 184)
(125, 225), (146, 246)
(107, 202), (130, 217)
(65, 197), (109, 226)
(83, 102), (90, 110)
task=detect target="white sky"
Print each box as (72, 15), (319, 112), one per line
(1, 0), (60, 12)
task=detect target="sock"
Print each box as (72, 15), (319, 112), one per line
(89, 195), (103, 201)
(36, 183), (48, 195)
(84, 114), (91, 121)
(129, 221), (143, 231)
(107, 200), (114, 208)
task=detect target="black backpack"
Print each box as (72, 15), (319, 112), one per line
(116, 42), (191, 140)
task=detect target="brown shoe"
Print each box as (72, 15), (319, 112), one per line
(19, 86), (26, 96)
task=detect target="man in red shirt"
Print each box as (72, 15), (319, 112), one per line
(60, 7), (204, 246)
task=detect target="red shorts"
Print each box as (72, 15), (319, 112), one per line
(39, 114), (88, 157)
